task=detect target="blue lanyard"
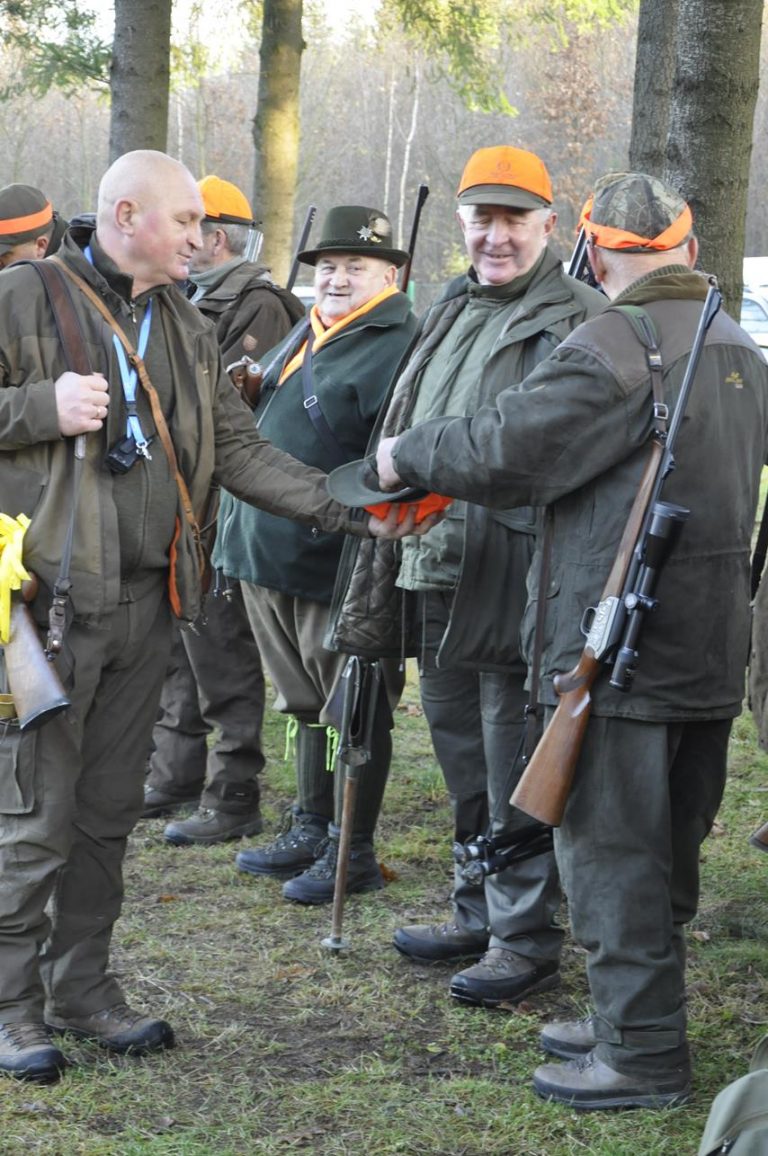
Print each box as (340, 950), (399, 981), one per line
(84, 244), (153, 458)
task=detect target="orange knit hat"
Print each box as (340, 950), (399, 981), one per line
(457, 146), (553, 210)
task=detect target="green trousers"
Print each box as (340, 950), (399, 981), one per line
(556, 713), (731, 1078)
(148, 581), (266, 813)
(418, 591), (562, 960)
(240, 583), (402, 835)
(0, 581), (172, 1021)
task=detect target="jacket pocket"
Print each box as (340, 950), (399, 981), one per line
(0, 724), (37, 814)
(0, 463), (47, 521)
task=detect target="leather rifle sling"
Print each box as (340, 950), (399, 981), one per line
(28, 259), (92, 656)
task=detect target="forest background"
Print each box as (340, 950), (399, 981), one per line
(2, 0), (768, 314)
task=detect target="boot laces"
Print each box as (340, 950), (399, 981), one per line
(2, 1022), (54, 1049)
(303, 835), (337, 879)
(94, 1002), (146, 1030)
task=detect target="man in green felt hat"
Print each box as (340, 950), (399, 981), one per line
(214, 204), (418, 904)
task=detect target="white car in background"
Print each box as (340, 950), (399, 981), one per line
(740, 287), (768, 357)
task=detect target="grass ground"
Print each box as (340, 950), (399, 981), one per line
(2, 666), (766, 1155)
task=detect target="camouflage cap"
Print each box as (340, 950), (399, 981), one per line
(0, 183), (53, 253)
(587, 172), (692, 252)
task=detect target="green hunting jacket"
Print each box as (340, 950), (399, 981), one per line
(392, 268), (768, 719)
(214, 289), (417, 602)
(0, 226), (362, 626)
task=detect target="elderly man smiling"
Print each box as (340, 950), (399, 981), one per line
(215, 206), (417, 905)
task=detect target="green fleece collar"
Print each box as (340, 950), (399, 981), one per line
(614, 267), (709, 305)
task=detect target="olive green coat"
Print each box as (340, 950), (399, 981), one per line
(393, 269), (768, 719)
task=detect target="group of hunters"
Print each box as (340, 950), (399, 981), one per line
(0, 141), (765, 1121)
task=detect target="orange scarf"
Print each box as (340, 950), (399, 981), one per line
(278, 283), (399, 384)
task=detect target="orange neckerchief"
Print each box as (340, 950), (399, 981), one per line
(278, 283), (399, 384)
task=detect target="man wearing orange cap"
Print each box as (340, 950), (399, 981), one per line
(374, 171), (768, 1107)
(0, 184), (60, 270)
(329, 146), (604, 1007)
(144, 175), (306, 847)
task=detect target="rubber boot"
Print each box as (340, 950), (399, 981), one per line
(295, 721), (335, 821)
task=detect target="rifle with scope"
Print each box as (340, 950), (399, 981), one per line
(510, 279), (722, 828)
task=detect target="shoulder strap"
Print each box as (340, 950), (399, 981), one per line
(48, 257), (205, 577)
(524, 505), (553, 762)
(27, 259), (89, 657)
(609, 304), (668, 439)
(300, 327), (349, 469)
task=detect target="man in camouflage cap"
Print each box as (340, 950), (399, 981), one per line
(373, 170), (768, 1108)
(0, 184), (58, 269)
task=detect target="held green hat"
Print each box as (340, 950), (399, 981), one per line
(297, 206), (409, 267)
(0, 183), (53, 254)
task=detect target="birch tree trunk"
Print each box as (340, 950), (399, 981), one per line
(397, 64), (420, 251)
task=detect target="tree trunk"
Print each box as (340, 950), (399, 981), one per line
(252, 0), (304, 287)
(109, 0), (171, 161)
(664, 0), (763, 317)
(628, 0), (677, 175)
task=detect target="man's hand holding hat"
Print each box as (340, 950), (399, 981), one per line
(325, 440), (450, 539)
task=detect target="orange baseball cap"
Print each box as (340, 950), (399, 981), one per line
(198, 175), (254, 226)
(457, 146), (553, 211)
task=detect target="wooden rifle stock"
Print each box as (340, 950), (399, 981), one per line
(322, 656), (382, 952)
(511, 443), (663, 826)
(3, 601), (70, 731)
(749, 820), (768, 852)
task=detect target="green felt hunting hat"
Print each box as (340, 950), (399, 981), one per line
(326, 455), (427, 506)
(298, 206), (409, 267)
